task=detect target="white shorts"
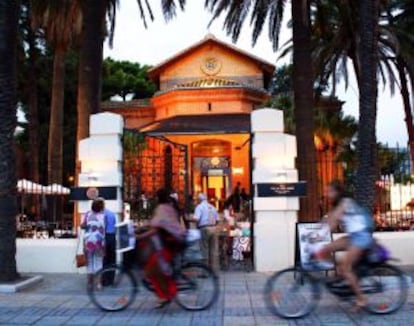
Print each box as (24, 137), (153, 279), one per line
(86, 252), (103, 274)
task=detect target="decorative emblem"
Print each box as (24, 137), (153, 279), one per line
(201, 57), (221, 76)
(86, 187), (99, 200)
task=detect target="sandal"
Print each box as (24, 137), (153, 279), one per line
(350, 298), (366, 313)
(153, 300), (171, 309)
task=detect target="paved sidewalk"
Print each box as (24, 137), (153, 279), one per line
(0, 271), (412, 326)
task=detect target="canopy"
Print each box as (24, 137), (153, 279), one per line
(44, 184), (70, 195)
(17, 179), (44, 194)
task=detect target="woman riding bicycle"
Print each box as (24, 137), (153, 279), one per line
(136, 188), (186, 308)
(316, 181), (374, 309)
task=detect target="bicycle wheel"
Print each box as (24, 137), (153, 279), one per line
(264, 267), (320, 319)
(88, 265), (137, 312)
(360, 264), (408, 314)
(175, 262), (219, 311)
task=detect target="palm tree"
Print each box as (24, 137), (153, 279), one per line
(0, 0), (19, 282)
(385, 0), (414, 169)
(75, 0), (186, 175)
(20, 0), (40, 183)
(355, 0), (380, 210)
(282, 1), (412, 208)
(31, 0), (81, 185)
(206, 0), (320, 221)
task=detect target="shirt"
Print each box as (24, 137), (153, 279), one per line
(82, 211), (105, 254)
(194, 200), (219, 228)
(104, 209), (117, 234)
(341, 198), (372, 233)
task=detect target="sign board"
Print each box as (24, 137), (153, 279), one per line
(69, 186), (118, 201)
(296, 222), (334, 271)
(257, 182), (306, 197)
(116, 221), (134, 253)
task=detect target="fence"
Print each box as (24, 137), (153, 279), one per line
(317, 145), (414, 231)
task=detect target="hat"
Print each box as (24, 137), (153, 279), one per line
(198, 193), (207, 201)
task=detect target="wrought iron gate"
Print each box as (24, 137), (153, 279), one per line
(123, 130), (189, 219)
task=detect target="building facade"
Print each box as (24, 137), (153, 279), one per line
(103, 35), (274, 210)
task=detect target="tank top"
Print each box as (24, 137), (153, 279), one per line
(340, 198), (371, 233)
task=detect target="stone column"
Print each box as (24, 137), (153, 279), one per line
(251, 108), (299, 272)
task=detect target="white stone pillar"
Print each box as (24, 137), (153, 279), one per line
(77, 112), (124, 221)
(251, 108), (299, 272)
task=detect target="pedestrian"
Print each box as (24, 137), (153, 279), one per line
(96, 197), (117, 285)
(191, 193), (220, 272)
(170, 191), (189, 229)
(81, 199), (106, 289)
(240, 188), (250, 202)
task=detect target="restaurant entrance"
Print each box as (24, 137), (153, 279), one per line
(192, 140), (232, 210)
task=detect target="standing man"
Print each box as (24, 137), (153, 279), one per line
(97, 198), (117, 285)
(192, 193), (219, 272)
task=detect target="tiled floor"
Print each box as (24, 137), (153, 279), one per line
(0, 270), (412, 325)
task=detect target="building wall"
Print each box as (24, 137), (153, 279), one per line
(159, 44), (264, 91)
(104, 107), (155, 129)
(152, 88), (266, 120)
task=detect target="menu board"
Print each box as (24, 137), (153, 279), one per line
(296, 222), (335, 271)
(116, 221), (134, 253)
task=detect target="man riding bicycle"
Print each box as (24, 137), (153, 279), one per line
(316, 181), (374, 309)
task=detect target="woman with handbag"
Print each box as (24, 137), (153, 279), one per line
(81, 199), (106, 289)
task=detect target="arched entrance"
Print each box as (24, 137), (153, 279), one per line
(192, 139), (232, 209)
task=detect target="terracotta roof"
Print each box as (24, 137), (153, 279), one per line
(140, 113), (251, 135)
(148, 34), (275, 80)
(175, 78), (240, 88)
(101, 99), (152, 110)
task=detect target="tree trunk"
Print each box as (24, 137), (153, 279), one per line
(76, 0), (106, 146)
(48, 47), (65, 185)
(355, 0), (379, 211)
(396, 57), (414, 172)
(0, 0), (19, 282)
(292, 0), (320, 221)
(27, 18), (39, 183)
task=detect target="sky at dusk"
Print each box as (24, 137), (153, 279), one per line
(102, 0), (407, 146)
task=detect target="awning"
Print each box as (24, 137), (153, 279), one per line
(140, 113), (251, 135)
(44, 184), (70, 195)
(17, 179), (44, 194)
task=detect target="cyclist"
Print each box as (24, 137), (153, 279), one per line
(135, 188), (186, 309)
(315, 180), (374, 309)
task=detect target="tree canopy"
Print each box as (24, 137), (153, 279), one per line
(102, 58), (156, 101)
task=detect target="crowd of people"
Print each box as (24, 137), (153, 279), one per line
(80, 188), (232, 308)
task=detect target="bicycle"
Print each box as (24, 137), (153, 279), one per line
(264, 253), (408, 319)
(88, 241), (220, 312)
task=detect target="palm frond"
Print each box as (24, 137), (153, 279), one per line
(205, 0), (287, 50)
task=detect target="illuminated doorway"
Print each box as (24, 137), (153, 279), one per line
(192, 140), (232, 209)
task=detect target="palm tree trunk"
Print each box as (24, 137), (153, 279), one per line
(76, 0), (106, 145)
(27, 20), (39, 183)
(0, 0), (19, 282)
(292, 0), (320, 221)
(355, 0), (379, 211)
(396, 57), (414, 172)
(48, 47), (65, 185)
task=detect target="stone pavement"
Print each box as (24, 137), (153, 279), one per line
(0, 270), (412, 326)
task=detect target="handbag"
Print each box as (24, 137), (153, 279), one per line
(75, 227), (87, 268)
(76, 254), (87, 268)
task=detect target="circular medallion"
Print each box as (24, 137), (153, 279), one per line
(201, 57), (221, 76)
(86, 187), (99, 200)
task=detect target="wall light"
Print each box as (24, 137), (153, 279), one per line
(233, 167), (244, 175)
